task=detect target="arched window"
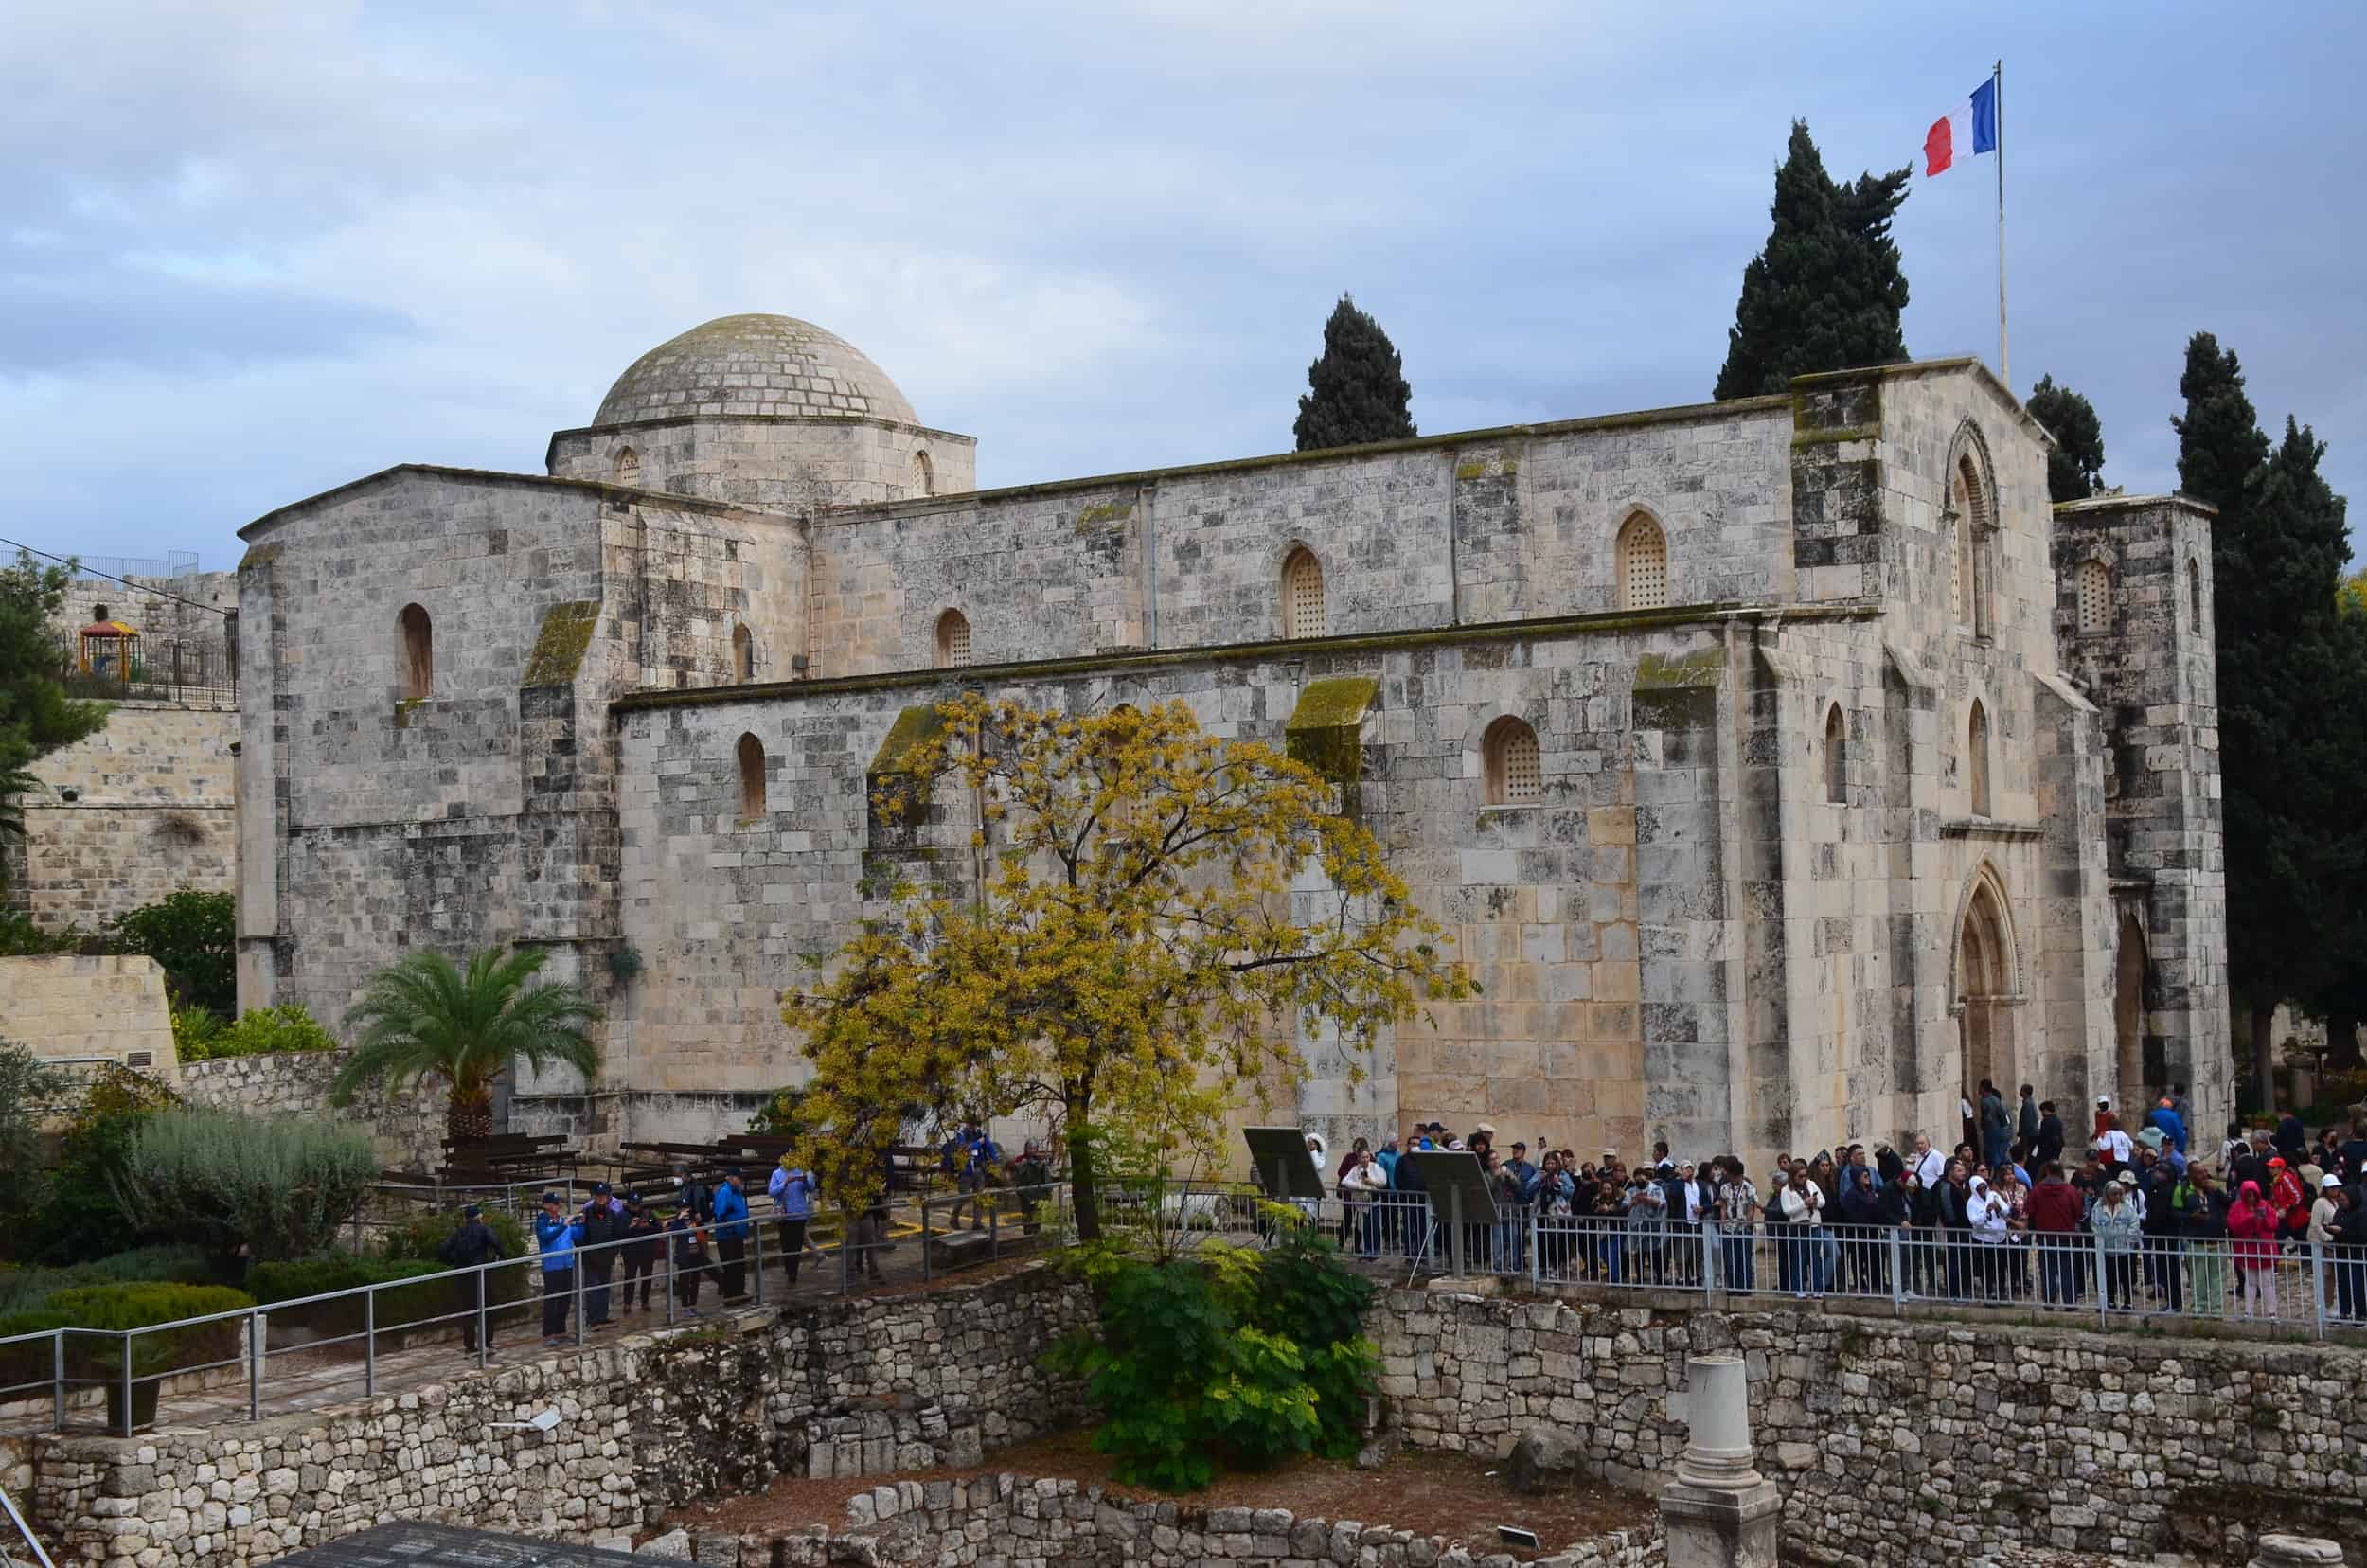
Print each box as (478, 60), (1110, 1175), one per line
(736, 732), (766, 823)
(732, 624), (754, 683)
(1616, 512), (1668, 611)
(1282, 547), (1326, 638)
(614, 446), (640, 486)
(398, 603), (433, 701)
(911, 449), (934, 498)
(1968, 700), (1992, 819)
(935, 608), (971, 668)
(1824, 704), (1847, 805)
(1483, 717), (1542, 806)
(2077, 559), (2111, 633)
(1951, 453), (1993, 635)
(2189, 558), (2204, 625)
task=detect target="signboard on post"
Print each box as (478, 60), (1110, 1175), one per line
(1242, 1127), (1328, 1202)
(1397, 1149), (1493, 1276)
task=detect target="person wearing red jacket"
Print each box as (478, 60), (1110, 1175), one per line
(2026, 1163), (2086, 1308)
(2227, 1180), (2282, 1319)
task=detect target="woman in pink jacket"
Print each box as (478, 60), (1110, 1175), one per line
(2226, 1180), (2282, 1318)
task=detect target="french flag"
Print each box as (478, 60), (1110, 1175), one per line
(1923, 77), (1998, 176)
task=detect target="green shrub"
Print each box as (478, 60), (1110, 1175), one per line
(249, 1256), (450, 1341)
(1045, 1213), (1376, 1491)
(381, 1204), (528, 1268)
(0, 912), (83, 957)
(0, 1280), (253, 1385)
(109, 890), (234, 1017)
(119, 1109), (378, 1262)
(169, 1005), (225, 1057)
(11, 1063), (182, 1266)
(179, 1005), (338, 1063)
(0, 1245), (214, 1320)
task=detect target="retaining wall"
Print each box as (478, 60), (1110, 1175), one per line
(176, 1047), (447, 1170)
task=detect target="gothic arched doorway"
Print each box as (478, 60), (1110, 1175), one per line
(2115, 913), (2148, 1105)
(1954, 868), (2020, 1116)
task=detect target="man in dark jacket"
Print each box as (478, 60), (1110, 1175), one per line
(578, 1183), (621, 1327)
(1979, 1083), (2013, 1171)
(2274, 1111), (2306, 1161)
(619, 1192), (662, 1313)
(2016, 1085), (2039, 1162)
(2140, 1156), (2184, 1311)
(443, 1203), (506, 1356)
(2034, 1101), (2066, 1170)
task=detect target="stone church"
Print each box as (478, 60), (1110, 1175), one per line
(233, 312), (2230, 1167)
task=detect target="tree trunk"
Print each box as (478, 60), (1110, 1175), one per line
(447, 1085), (495, 1145)
(2250, 1000), (2277, 1116)
(1067, 1087), (1098, 1242)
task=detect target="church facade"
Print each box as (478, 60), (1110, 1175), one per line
(233, 313), (2230, 1167)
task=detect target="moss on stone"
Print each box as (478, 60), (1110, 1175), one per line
(393, 697), (425, 729)
(238, 542), (282, 573)
(1789, 424), (1881, 449)
(1073, 500), (1133, 531)
(522, 600), (601, 687)
(868, 703), (949, 776)
(1285, 676), (1378, 787)
(1632, 647), (1725, 690)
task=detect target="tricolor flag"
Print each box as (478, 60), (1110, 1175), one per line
(1922, 77), (1999, 176)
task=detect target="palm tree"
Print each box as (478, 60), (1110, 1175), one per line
(334, 946), (601, 1143)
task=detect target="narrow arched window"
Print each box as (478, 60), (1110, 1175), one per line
(732, 624), (754, 683)
(737, 732), (766, 823)
(1952, 454), (1993, 634)
(1824, 704), (1847, 805)
(2189, 558), (2204, 625)
(1483, 717), (1542, 806)
(1968, 700), (1992, 819)
(935, 609), (971, 668)
(2077, 559), (2110, 633)
(614, 446), (640, 486)
(398, 603), (433, 701)
(1616, 512), (1668, 611)
(912, 449), (934, 498)
(1282, 547), (1326, 638)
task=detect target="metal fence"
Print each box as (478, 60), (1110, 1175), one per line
(51, 633), (236, 703)
(8, 1182), (2363, 1439)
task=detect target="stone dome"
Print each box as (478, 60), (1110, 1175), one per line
(593, 313), (919, 428)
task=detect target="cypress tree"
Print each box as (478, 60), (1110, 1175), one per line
(2177, 333), (2353, 1105)
(1714, 121), (1913, 400)
(0, 550), (109, 869)
(2025, 375), (2107, 503)
(1293, 294), (1416, 453)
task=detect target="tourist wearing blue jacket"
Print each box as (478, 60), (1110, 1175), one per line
(711, 1167), (753, 1302)
(534, 1190), (579, 1345)
(2147, 1099), (2189, 1154)
(770, 1157), (819, 1287)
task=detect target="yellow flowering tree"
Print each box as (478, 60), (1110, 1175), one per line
(781, 695), (1471, 1240)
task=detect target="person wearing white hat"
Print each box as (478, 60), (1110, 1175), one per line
(2310, 1173), (2344, 1318)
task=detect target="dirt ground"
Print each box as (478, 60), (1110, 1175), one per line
(666, 1429), (1649, 1557)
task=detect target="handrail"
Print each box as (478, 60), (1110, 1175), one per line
(0, 1477), (56, 1568)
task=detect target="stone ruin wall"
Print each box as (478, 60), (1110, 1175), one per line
(12, 1266), (2361, 1568)
(176, 1048), (447, 1173)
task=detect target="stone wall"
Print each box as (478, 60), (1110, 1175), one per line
(176, 1047), (447, 1171)
(0, 954), (176, 1079)
(1373, 1288), (2367, 1565)
(677, 1473), (1664, 1568)
(4, 700), (236, 931)
(22, 1266), (1095, 1568)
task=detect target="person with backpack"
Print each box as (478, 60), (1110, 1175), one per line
(665, 1200), (709, 1317)
(577, 1183), (621, 1327)
(619, 1192), (661, 1314)
(710, 1167), (752, 1302)
(770, 1155), (820, 1287)
(533, 1190), (580, 1346)
(1979, 1083), (2013, 1173)
(441, 1203), (506, 1357)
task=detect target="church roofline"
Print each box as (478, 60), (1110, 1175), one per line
(2051, 491), (2220, 521)
(1789, 356), (2052, 445)
(236, 463), (795, 545)
(607, 598), (1884, 716)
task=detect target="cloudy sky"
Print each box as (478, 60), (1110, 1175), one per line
(4, 0), (2359, 570)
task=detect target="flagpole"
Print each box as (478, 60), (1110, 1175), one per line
(1994, 59), (2008, 390)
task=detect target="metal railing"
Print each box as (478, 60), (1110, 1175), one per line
(8, 1180), (2362, 1438)
(1, 1478), (56, 1568)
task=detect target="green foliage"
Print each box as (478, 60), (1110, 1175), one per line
(0, 549), (111, 871)
(109, 890), (235, 1016)
(382, 1205), (527, 1271)
(0, 1281), (254, 1383)
(2026, 374), (2107, 503)
(0, 1040), (71, 1203)
(749, 1084), (810, 1136)
(118, 1109), (379, 1263)
(1715, 121), (1912, 399)
(170, 1005), (225, 1057)
(10, 1064), (183, 1265)
(0, 1246), (212, 1320)
(1046, 1216), (1379, 1491)
(0, 910), (84, 956)
(1293, 294), (1417, 452)
(335, 946), (601, 1141)
(249, 1254), (453, 1339)
(179, 1004), (338, 1062)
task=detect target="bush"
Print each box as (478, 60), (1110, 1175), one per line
(0, 1245), (214, 1320)
(381, 1205), (528, 1269)
(169, 1005), (224, 1057)
(110, 890), (234, 1017)
(0, 911), (84, 957)
(248, 1256), (449, 1341)
(0, 1280), (254, 1385)
(176, 1004), (338, 1063)
(118, 1109), (379, 1262)
(9, 1063), (181, 1266)
(1045, 1212), (1378, 1491)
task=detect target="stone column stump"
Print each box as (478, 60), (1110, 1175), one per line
(1658, 1352), (1781, 1568)
(2250, 1537), (2345, 1568)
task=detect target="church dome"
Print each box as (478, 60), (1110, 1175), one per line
(593, 313), (919, 428)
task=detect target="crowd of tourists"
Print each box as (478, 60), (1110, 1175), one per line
(1323, 1083), (2367, 1323)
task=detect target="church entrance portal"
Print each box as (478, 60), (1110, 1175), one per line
(1955, 871), (2020, 1119)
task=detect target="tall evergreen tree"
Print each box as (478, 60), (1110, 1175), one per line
(0, 550), (109, 868)
(1714, 121), (1912, 399)
(2177, 332), (2352, 1105)
(1293, 294), (1416, 452)
(2026, 374), (2107, 503)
